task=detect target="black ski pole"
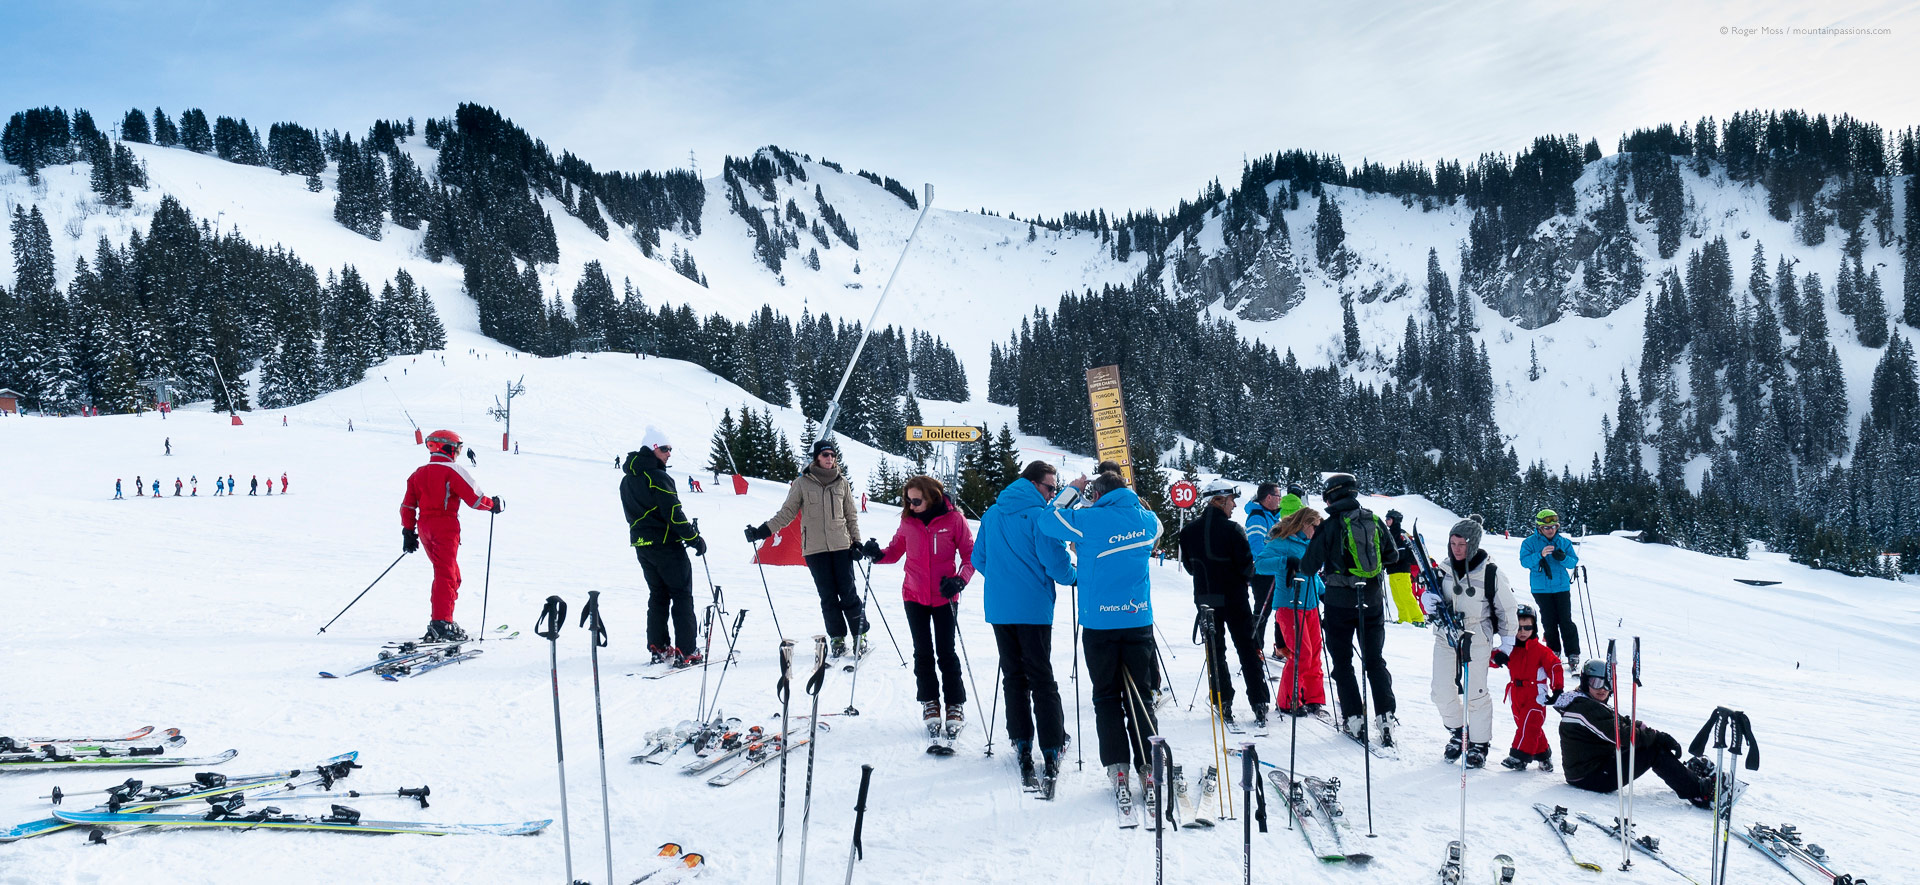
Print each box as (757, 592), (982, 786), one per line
(983, 663), (1001, 757)
(1150, 735), (1168, 885)
(775, 639), (797, 885)
(1240, 741), (1259, 885)
(796, 635), (830, 885)
(480, 509), (496, 641)
(755, 556), (788, 642)
(842, 764), (874, 885)
(1071, 584), (1084, 770)
(579, 591), (614, 885)
(704, 609), (749, 719)
(858, 562), (908, 666)
(534, 595), (576, 884)
(316, 551), (409, 633)
(950, 599), (989, 755)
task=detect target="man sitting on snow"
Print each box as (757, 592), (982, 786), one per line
(1555, 659), (1716, 808)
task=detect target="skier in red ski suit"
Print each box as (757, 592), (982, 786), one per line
(400, 430), (501, 641)
(1496, 604), (1564, 770)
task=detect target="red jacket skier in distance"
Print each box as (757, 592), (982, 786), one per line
(401, 446), (496, 528)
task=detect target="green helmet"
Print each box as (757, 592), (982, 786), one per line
(1536, 509), (1560, 526)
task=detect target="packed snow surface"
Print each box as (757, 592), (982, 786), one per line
(2, 349), (1916, 884)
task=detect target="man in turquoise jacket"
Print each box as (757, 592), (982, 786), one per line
(1036, 472), (1162, 801)
(1518, 509), (1582, 668)
(1243, 481), (1284, 652)
(976, 461), (1078, 787)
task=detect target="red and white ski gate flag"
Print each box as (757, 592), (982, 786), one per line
(754, 513), (805, 566)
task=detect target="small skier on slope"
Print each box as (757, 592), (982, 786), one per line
(400, 430), (502, 642)
(1494, 603), (1563, 770)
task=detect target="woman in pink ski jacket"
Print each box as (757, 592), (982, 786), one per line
(869, 475), (976, 731)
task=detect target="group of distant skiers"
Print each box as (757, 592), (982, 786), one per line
(115, 472), (287, 498)
(394, 425), (1725, 810)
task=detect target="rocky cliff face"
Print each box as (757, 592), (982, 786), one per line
(1474, 216), (1642, 329)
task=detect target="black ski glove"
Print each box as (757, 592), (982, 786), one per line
(939, 576), (964, 599)
(744, 523), (773, 543)
(402, 527), (419, 554)
(489, 496), (505, 514)
(861, 538), (883, 561)
(1490, 648), (1510, 666)
(689, 535), (708, 557)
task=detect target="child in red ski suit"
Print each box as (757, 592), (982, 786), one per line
(401, 430), (501, 641)
(1496, 605), (1564, 770)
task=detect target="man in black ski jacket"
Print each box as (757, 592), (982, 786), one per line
(1294, 473), (1401, 743)
(621, 426), (708, 666)
(1555, 659), (1714, 808)
(1177, 479), (1270, 724)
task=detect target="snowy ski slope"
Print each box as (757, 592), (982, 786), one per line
(1, 348), (1914, 884)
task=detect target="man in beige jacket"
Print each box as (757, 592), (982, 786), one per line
(747, 438), (870, 657)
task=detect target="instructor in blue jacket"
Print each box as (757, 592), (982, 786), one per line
(1036, 471), (1162, 800)
(1518, 509), (1582, 668)
(976, 460), (1079, 787)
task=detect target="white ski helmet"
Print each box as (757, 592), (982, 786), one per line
(1199, 478), (1240, 501)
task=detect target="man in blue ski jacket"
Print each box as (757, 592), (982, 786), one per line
(976, 460), (1078, 787)
(1036, 471), (1162, 799)
(1518, 508), (1582, 668)
(1243, 481), (1285, 650)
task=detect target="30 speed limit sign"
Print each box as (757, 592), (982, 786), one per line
(1170, 481), (1198, 509)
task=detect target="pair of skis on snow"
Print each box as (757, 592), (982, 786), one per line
(0, 726), (201, 770)
(8, 751), (548, 840)
(1737, 823), (1869, 884)
(1111, 762), (1219, 831)
(316, 628), (513, 680)
(1439, 840), (1515, 884)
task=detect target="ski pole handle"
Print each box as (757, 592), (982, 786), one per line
(851, 764), (873, 860)
(580, 590), (609, 648)
(777, 639), (796, 704)
(398, 785), (431, 808)
(806, 635), (829, 697)
(535, 595), (568, 641)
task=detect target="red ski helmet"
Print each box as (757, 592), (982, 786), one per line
(426, 429), (464, 457)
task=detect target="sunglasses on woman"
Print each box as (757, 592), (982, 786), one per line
(908, 497), (926, 506)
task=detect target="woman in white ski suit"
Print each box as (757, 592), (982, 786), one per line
(1424, 515), (1518, 765)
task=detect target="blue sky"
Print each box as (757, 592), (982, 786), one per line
(3, 0), (1915, 217)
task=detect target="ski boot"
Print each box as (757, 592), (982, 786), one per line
(422, 620), (468, 642)
(1534, 751), (1555, 772)
(1251, 703), (1270, 728)
(1343, 715), (1367, 741)
(1566, 653), (1582, 673)
(830, 636), (848, 658)
(854, 632), (870, 657)
(648, 644), (671, 665)
(673, 648), (703, 669)
(1443, 727), (1465, 761)
(1039, 747), (1061, 800)
(1465, 742), (1490, 769)
(1373, 712), (1399, 747)
(1015, 741), (1038, 789)
(944, 702), (966, 740)
(1500, 749), (1529, 771)
(921, 700), (942, 732)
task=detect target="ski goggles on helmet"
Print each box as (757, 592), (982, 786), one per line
(1535, 509), (1559, 526)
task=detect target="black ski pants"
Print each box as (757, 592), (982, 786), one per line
(636, 544), (699, 652)
(1082, 625), (1159, 771)
(1322, 598), (1396, 719)
(1534, 591), (1581, 657)
(992, 623), (1065, 751)
(804, 548), (868, 639)
(1565, 730), (1705, 801)
(904, 601), (965, 705)
(1201, 588), (1271, 713)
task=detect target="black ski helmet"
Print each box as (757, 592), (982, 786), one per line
(1577, 658), (1611, 692)
(1515, 603), (1536, 622)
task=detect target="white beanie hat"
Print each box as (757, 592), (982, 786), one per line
(641, 425), (671, 450)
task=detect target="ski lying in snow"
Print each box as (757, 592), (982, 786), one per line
(633, 841), (708, 882)
(3, 752), (359, 843)
(705, 735), (806, 787)
(379, 647), (483, 679)
(1267, 770), (1343, 862)
(1188, 766), (1218, 827)
(0, 748), (237, 770)
(0, 731), (184, 755)
(1745, 823), (1865, 885)
(683, 727), (780, 775)
(1732, 827), (1807, 881)
(321, 644), (456, 679)
(1170, 764), (1201, 825)
(1490, 853), (1515, 884)
(1577, 812), (1702, 884)
(1532, 804), (1603, 872)
(1302, 776), (1371, 864)
(54, 806), (549, 836)
(0, 726), (167, 752)
(1440, 839), (1464, 883)
(1112, 768), (1139, 829)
